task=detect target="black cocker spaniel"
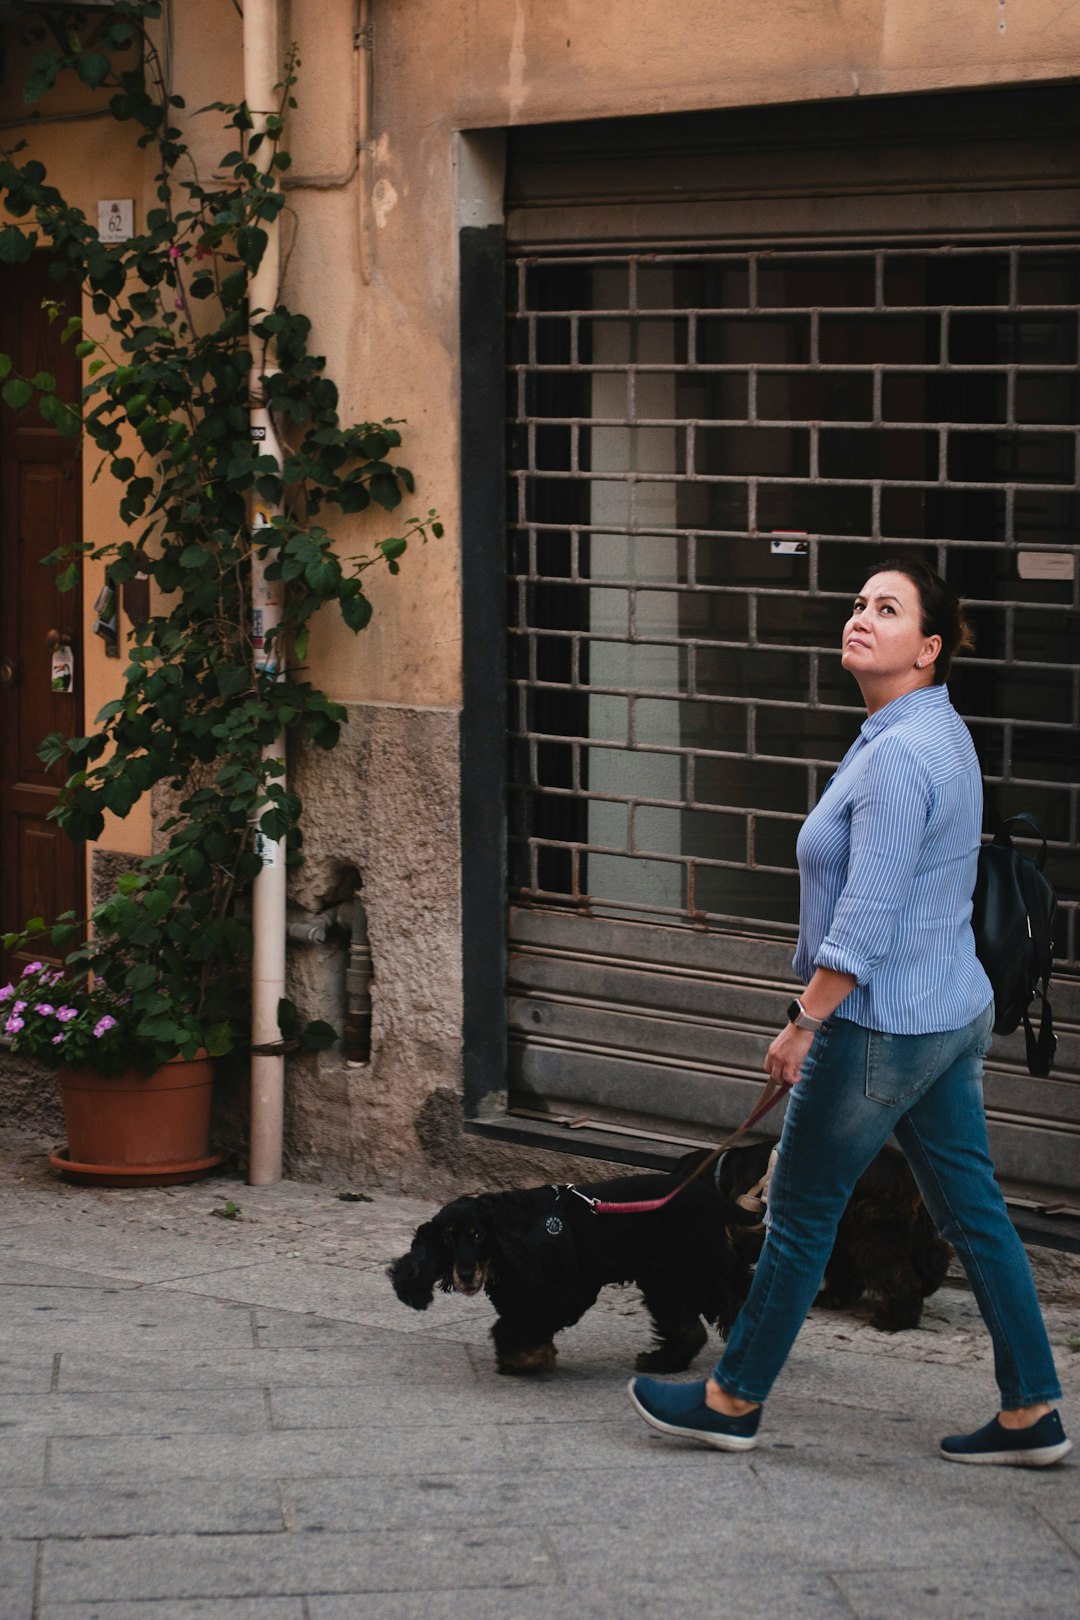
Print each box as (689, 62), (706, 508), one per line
(387, 1143), (951, 1375)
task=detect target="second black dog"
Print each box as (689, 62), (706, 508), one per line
(708, 1140), (952, 1333)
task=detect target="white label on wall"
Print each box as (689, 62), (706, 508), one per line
(1017, 551), (1076, 581)
(98, 199), (134, 241)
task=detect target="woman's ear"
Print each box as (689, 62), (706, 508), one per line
(917, 633), (942, 672)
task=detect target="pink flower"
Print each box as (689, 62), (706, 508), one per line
(167, 245), (183, 260)
(174, 296), (184, 310)
(52, 1034), (64, 1046)
(21, 962), (43, 977)
(0, 985), (13, 1002)
(93, 1015), (117, 1038)
(34, 1004), (55, 1016)
(5, 1016), (24, 1034)
(56, 1007), (79, 1023)
(12, 1001), (26, 1014)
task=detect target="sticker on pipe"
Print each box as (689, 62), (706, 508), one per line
(254, 830), (279, 868)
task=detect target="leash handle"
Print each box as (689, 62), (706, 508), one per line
(589, 1075), (793, 1215)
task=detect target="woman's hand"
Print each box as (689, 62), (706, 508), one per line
(764, 1021), (816, 1086)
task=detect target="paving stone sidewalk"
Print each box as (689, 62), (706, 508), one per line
(1, 1127), (1078, 1620)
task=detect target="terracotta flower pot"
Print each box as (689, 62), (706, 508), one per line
(49, 1052), (223, 1187)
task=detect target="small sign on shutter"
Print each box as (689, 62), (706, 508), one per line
(1017, 551), (1075, 582)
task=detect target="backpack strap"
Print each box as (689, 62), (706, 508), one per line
(1022, 996), (1056, 1079)
(999, 813), (1048, 871)
(1015, 837), (1057, 1077)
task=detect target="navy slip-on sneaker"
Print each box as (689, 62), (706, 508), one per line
(940, 1409), (1073, 1467)
(627, 1376), (761, 1451)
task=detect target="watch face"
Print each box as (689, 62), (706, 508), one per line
(786, 1000), (802, 1024)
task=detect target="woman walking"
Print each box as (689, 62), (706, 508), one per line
(628, 560), (1071, 1466)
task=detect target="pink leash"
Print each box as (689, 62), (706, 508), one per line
(573, 1076), (793, 1216)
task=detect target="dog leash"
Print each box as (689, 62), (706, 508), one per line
(564, 1074), (793, 1217)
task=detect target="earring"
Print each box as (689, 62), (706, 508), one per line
(915, 661), (924, 669)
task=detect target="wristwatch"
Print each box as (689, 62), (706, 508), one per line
(786, 997), (824, 1032)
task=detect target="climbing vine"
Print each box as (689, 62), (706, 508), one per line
(0, 1), (440, 1071)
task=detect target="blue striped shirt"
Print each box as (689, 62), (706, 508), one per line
(793, 685), (994, 1034)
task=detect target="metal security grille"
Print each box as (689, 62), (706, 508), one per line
(507, 243), (1080, 971)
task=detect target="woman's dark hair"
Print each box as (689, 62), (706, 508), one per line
(863, 557), (974, 684)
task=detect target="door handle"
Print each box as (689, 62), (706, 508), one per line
(0, 657), (15, 689)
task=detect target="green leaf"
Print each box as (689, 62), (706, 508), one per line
(301, 1019), (338, 1052)
(341, 593), (373, 633)
(125, 962), (158, 992)
(370, 473), (401, 511)
(2, 378), (33, 411)
(55, 404), (81, 439)
(236, 226), (268, 271)
(0, 230), (34, 266)
(277, 998), (301, 1039)
(37, 731), (68, 768)
(23, 69), (54, 106)
(76, 53), (111, 90)
(204, 1021), (234, 1057)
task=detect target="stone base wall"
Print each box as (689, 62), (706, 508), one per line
(0, 1051), (63, 1139)
(268, 701), (618, 1196)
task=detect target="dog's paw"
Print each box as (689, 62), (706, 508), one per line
(495, 1342), (558, 1375)
(635, 1346), (696, 1373)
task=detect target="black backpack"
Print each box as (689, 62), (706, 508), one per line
(971, 813), (1057, 1077)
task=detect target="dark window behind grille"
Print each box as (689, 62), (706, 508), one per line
(506, 245), (1080, 966)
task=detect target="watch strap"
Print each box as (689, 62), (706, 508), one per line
(787, 997), (824, 1032)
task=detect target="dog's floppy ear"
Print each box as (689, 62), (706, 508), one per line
(386, 1219), (444, 1309)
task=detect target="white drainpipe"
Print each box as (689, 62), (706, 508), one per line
(244, 0), (286, 1185)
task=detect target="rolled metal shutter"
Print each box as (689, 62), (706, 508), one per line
(502, 88), (1080, 1197)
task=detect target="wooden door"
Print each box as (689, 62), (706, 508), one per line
(0, 257), (83, 980)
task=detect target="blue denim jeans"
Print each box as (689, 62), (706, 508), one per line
(715, 1003), (1063, 1409)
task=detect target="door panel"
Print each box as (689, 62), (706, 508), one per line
(0, 259), (83, 979)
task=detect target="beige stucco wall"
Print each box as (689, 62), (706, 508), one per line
(3, 0), (1079, 1183)
(420, 0), (1080, 126)
(298, 0), (1080, 714)
(10, 0), (1080, 737)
